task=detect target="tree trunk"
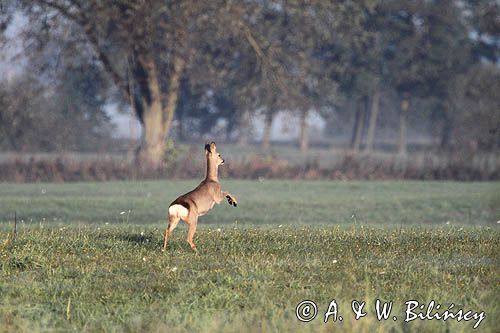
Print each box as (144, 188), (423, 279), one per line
(349, 99), (359, 149)
(398, 97), (410, 155)
(439, 103), (453, 151)
(299, 109), (310, 153)
(134, 54), (185, 170)
(440, 117), (452, 150)
(238, 110), (251, 146)
(261, 109), (274, 149)
(135, 54), (164, 170)
(365, 88), (380, 153)
(225, 114), (235, 142)
(161, 56), (185, 144)
(139, 101), (165, 169)
(351, 98), (366, 152)
(127, 60), (138, 159)
(177, 107), (184, 142)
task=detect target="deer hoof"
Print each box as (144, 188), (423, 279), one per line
(188, 243), (197, 252)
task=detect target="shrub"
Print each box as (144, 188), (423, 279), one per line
(0, 151), (498, 183)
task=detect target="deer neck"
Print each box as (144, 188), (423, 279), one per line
(206, 158), (219, 182)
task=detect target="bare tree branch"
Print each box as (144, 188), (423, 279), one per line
(37, 0), (129, 98)
(236, 19), (290, 96)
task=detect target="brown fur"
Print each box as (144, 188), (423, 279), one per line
(163, 142), (237, 253)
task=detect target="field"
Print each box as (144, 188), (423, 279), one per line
(0, 180), (499, 332)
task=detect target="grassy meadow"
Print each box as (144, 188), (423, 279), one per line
(0, 180), (499, 332)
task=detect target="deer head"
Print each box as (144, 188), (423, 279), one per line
(205, 142), (224, 166)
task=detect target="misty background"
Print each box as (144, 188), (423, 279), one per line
(0, 0), (498, 181)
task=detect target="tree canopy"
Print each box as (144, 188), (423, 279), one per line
(1, 0), (498, 161)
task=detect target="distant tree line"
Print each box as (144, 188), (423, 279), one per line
(0, 0), (498, 169)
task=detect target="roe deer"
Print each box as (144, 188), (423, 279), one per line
(163, 142), (238, 253)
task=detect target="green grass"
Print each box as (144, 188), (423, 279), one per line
(0, 180), (499, 332)
(1, 180), (498, 226)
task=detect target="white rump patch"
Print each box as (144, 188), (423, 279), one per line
(169, 204), (189, 219)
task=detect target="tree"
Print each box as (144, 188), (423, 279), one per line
(22, 1), (277, 168)
(0, 62), (114, 152)
(450, 65), (500, 150)
(17, 1), (186, 167)
(380, 0), (472, 154)
(465, 0), (500, 62)
(261, 88), (279, 149)
(1, 2), (117, 152)
(362, 6), (388, 153)
(365, 87), (381, 152)
(277, 1), (348, 152)
(312, 1), (377, 152)
(350, 96), (368, 152)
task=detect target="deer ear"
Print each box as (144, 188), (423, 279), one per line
(210, 142), (217, 151)
(205, 143), (211, 153)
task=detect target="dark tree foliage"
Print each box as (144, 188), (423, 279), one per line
(1, 0), (498, 156)
(0, 61), (113, 151)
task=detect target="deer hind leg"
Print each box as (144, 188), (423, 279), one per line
(164, 204), (188, 253)
(186, 215), (199, 251)
(163, 214), (180, 253)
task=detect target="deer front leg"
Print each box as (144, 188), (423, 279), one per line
(222, 191), (238, 207)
